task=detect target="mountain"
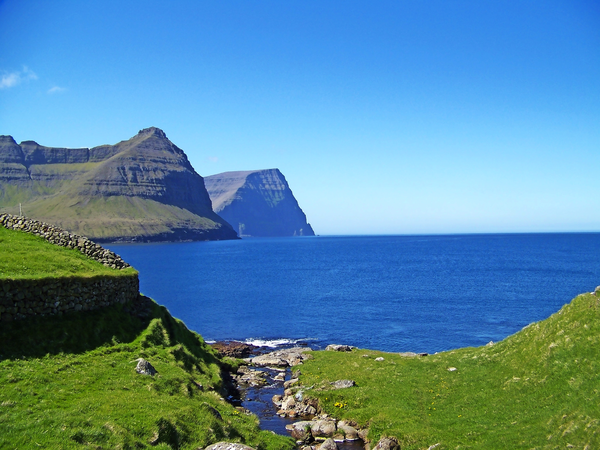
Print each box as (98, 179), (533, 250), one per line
(204, 169), (315, 237)
(0, 127), (238, 242)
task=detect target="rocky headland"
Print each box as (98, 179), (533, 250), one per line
(204, 169), (315, 237)
(0, 128), (237, 242)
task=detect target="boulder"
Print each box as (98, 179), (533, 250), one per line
(135, 358), (157, 376)
(286, 421), (313, 441)
(205, 443), (256, 450)
(251, 347), (312, 367)
(373, 436), (399, 450)
(311, 419), (337, 439)
(325, 344), (354, 352)
(331, 379), (355, 389)
(319, 438), (338, 450)
(337, 423), (359, 440)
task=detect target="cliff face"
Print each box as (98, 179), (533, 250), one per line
(0, 128), (237, 242)
(204, 169), (315, 237)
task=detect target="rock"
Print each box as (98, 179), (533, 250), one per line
(398, 352), (417, 357)
(210, 341), (257, 358)
(286, 421), (313, 441)
(284, 378), (300, 388)
(281, 396), (297, 410)
(447, 367), (457, 372)
(375, 357), (385, 362)
(274, 372), (286, 381)
(358, 429), (369, 442)
(331, 379), (355, 389)
(337, 424), (359, 440)
(234, 368), (268, 387)
(319, 438), (338, 450)
(272, 394), (283, 407)
(486, 341), (494, 346)
(251, 347), (312, 367)
(373, 437), (399, 450)
(205, 443), (256, 450)
(135, 358), (157, 376)
(311, 419), (337, 439)
(325, 344), (354, 352)
(204, 169), (315, 237)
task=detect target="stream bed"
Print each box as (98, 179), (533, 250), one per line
(235, 365), (365, 450)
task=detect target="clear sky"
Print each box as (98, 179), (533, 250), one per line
(1, 1), (599, 235)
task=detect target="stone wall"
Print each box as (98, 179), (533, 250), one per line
(0, 213), (139, 322)
(0, 275), (139, 322)
(0, 213), (130, 269)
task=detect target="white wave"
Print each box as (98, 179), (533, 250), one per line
(243, 338), (317, 348)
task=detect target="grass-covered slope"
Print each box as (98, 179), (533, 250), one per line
(0, 298), (295, 450)
(0, 226), (137, 279)
(299, 293), (600, 449)
(0, 227), (293, 450)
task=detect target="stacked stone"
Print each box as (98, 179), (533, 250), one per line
(0, 274), (139, 322)
(0, 213), (130, 269)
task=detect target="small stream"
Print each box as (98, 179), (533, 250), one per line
(235, 365), (364, 450)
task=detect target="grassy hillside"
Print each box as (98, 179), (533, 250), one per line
(0, 298), (295, 450)
(0, 226), (137, 279)
(298, 292), (600, 449)
(0, 227), (293, 449)
(22, 195), (227, 241)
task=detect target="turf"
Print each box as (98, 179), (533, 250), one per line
(298, 292), (600, 449)
(0, 226), (137, 279)
(0, 298), (295, 450)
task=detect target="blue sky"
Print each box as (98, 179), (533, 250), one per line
(1, 1), (599, 235)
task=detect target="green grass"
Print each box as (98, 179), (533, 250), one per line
(0, 227), (137, 279)
(298, 293), (600, 449)
(0, 298), (295, 450)
(20, 195), (222, 240)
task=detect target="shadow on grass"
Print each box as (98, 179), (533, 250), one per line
(0, 295), (219, 365)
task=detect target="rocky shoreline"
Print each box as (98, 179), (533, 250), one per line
(213, 342), (402, 450)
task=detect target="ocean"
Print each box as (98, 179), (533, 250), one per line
(107, 233), (600, 354)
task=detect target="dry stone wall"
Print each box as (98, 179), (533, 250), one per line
(0, 213), (130, 269)
(0, 213), (139, 322)
(0, 276), (139, 322)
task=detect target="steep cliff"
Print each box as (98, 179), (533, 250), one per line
(0, 128), (237, 242)
(204, 169), (315, 237)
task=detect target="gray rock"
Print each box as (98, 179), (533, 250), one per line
(311, 420), (337, 439)
(286, 421), (313, 441)
(251, 347), (312, 367)
(319, 438), (338, 450)
(373, 436), (399, 450)
(325, 344), (354, 352)
(375, 357), (385, 361)
(331, 379), (355, 389)
(205, 443), (256, 450)
(135, 358), (157, 376)
(337, 424), (359, 440)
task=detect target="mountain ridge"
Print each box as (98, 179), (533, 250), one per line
(0, 127), (238, 242)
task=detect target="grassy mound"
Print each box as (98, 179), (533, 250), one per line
(0, 298), (295, 449)
(0, 226), (137, 279)
(299, 293), (600, 449)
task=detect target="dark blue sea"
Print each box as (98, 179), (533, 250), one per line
(108, 233), (600, 354)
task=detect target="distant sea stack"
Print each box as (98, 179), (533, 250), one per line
(204, 169), (315, 237)
(0, 128), (238, 242)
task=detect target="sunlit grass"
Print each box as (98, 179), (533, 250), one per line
(0, 226), (137, 279)
(300, 293), (600, 449)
